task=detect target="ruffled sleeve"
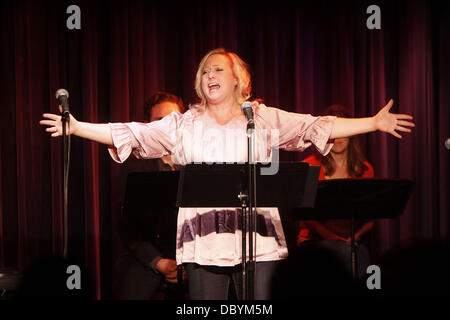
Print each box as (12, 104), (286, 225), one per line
(108, 111), (182, 163)
(255, 104), (336, 155)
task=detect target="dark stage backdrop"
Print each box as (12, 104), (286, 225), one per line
(0, 0), (449, 298)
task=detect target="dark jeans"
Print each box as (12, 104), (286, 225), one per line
(315, 240), (370, 279)
(185, 261), (280, 300)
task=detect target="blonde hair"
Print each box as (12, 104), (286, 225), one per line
(194, 48), (252, 107)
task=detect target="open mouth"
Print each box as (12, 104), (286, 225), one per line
(208, 82), (221, 92)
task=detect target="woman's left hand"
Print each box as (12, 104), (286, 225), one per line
(374, 99), (415, 138)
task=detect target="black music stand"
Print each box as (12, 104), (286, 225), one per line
(176, 162), (320, 300)
(293, 179), (414, 279)
(123, 171), (180, 211)
(122, 170), (183, 285)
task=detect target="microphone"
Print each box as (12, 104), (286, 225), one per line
(55, 88), (70, 117)
(241, 101), (255, 131)
(445, 138), (450, 150)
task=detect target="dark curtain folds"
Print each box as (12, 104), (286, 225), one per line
(0, 0), (449, 298)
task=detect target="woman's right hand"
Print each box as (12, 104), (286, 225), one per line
(40, 105), (80, 137)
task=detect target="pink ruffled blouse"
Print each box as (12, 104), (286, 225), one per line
(108, 104), (335, 266)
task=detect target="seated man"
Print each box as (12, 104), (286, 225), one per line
(112, 92), (185, 300)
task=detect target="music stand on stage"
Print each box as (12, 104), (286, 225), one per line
(176, 162), (320, 300)
(122, 170), (183, 284)
(123, 171), (180, 211)
(293, 179), (414, 279)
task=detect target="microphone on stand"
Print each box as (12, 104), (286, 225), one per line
(55, 88), (70, 118)
(241, 101), (257, 299)
(55, 88), (71, 259)
(241, 101), (255, 134)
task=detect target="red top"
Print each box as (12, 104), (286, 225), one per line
(297, 155), (375, 244)
(302, 155), (374, 181)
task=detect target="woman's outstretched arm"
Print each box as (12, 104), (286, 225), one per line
(40, 107), (113, 145)
(330, 99), (415, 139)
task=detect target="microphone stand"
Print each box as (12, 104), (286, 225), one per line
(246, 121), (256, 300)
(61, 112), (70, 259)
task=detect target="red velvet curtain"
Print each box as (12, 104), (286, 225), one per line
(1, 0), (449, 299)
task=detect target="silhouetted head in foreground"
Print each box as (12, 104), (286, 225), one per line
(15, 255), (93, 299)
(270, 242), (357, 299)
(375, 240), (450, 299)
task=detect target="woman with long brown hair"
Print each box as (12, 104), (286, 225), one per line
(299, 104), (375, 278)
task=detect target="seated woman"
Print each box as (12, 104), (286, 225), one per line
(298, 104), (375, 278)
